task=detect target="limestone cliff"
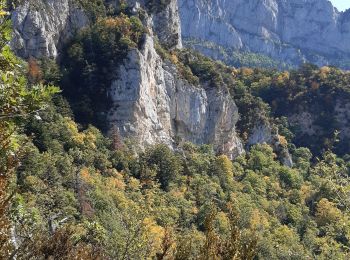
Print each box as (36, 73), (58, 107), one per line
(288, 97), (350, 153)
(179, 0), (350, 67)
(11, 0), (244, 158)
(107, 35), (244, 158)
(248, 124), (293, 167)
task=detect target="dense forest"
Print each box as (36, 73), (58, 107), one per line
(1, 0), (350, 259)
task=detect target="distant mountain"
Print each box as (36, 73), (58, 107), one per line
(179, 0), (350, 68)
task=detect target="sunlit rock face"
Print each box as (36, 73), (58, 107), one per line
(179, 0), (350, 66)
(108, 35), (244, 158)
(11, 0), (89, 58)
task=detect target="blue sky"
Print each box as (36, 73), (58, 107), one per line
(330, 0), (350, 11)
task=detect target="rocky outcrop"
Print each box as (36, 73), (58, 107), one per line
(11, 0), (89, 58)
(11, 0), (244, 158)
(179, 0), (350, 67)
(248, 124), (273, 147)
(248, 123), (293, 167)
(289, 98), (350, 141)
(108, 35), (244, 158)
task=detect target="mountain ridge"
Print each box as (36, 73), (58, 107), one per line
(179, 0), (350, 68)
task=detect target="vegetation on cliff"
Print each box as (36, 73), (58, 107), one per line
(61, 14), (144, 129)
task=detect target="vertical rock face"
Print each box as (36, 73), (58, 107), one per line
(108, 35), (244, 158)
(178, 0), (350, 66)
(152, 0), (182, 49)
(289, 97), (350, 146)
(11, 0), (88, 58)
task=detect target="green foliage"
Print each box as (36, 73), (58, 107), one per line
(4, 1), (350, 258)
(140, 144), (183, 190)
(183, 38), (292, 69)
(233, 64), (350, 156)
(9, 98), (350, 258)
(177, 49), (233, 89)
(38, 58), (62, 86)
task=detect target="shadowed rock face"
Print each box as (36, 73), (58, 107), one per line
(179, 0), (350, 66)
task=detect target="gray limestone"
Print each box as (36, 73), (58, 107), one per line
(108, 35), (244, 158)
(11, 0), (88, 58)
(179, 0), (350, 66)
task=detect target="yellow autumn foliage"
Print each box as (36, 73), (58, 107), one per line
(241, 67), (254, 76)
(215, 211), (230, 233)
(106, 176), (126, 191)
(80, 167), (99, 186)
(300, 184), (312, 202)
(170, 52), (179, 64)
(142, 217), (165, 257)
(217, 154), (234, 178)
(250, 209), (270, 230)
(128, 177), (141, 191)
(320, 66), (331, 79)
(63, 118), (85, 145)
(315, 198), (342, 226)
(276, 71), (290, 85)
(83, 130), (97, 149)
(278, 135), (288, 147)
